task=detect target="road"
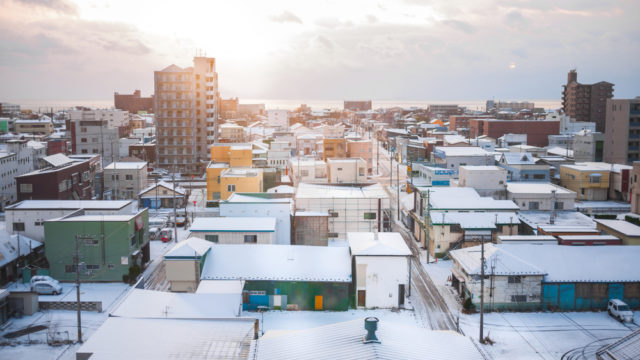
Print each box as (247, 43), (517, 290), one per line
(368, 136), (459, 332)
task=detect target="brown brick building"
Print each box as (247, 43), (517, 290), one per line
(114, 90), (154, 114)
(449, 115), (491, 134)
(468, 119), (560, 147)
(562, 70), (614, 133)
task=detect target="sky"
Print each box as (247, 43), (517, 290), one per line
(0, 0), (638, 102)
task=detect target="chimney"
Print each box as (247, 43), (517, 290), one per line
(363, 317), (380, 344)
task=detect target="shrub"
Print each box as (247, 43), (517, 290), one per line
(122, 274), (130, 284)
(625, 215), (640, 226)
(594, 214), (617, 219)
(463, 297), (475, 312)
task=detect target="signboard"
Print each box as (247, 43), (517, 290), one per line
(121, 256), (129, 265)
(134, 215), (144, 230)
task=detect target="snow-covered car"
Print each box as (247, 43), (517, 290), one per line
(607, 299), (634, 322)
(31, 280), (63, 295)
(160, 228), (174, 243)
(30, 275), (59, 287)
(149, 227), (161, 240)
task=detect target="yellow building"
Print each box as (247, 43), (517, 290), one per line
(322, 138), (347, 161)
(206, 163), (229, 200)
(207, 144), (254, 200)
(219, 168), (263, 200)
(229, 145), (252, 167)
(559, 163), (611, 201)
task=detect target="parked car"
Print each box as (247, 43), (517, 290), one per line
(31, 280), (62, 295)
(30, 275), (59, 287)
(149, 217), (168, 229)
(608, 299), (634, 322)
(149, 227), (161, 240)
(175, 216), (187, 227)
(160, 228), (174, 243)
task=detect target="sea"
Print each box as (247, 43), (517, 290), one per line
(12, 99), (562, 113)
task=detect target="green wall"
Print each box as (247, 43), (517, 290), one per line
(244, 280), (350, 311)
(44, 210), (149, 282)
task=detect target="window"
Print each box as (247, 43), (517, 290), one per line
(359, 168), (365, 176)
(130, 235), (136, 247)
(533, 174), (546, 180)
(13, 222), (25, 231)
(108, 264), (115, 270)
(82, 171), (90, 182)
(300, 170), (309, 177)
(508, 276), (522, 284)
(205, 235), (219, 243)
(19, 183), (33, 193)
(65, 265), (76, 273)
(244, 235), (257, 243)
(328, 232), (339, 238)
(34, 220), (44, 226)
(86, 264), (100, 270)
(589, 174), (601, 183)
(227, 184), (236, 192)
(528, 202), (539, 210)
(554, 202), (564, 210)
(363, 212), (376, 220)
(81, 149), (88, 154)
(83, 237), (99, 246)
(329, 211), (339, 217)
(80, 138), (87, 143)
(511, 295), (527, 302)
(125, 175), (133, 180)
(59, 181), (67, 192)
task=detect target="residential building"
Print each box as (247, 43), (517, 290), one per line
(498, 153), (550, 182)
(0, 103), (20, 116)
(189, 217), (277, 244)
(321, 124), (345, 138)
(5, 200), (133, 242)
(458, 166), (507, 197)
(431, 147), (493, 173)
(0, 231), (41, 285)
(604, 97), (640, 164)
(449, 115), (491, 134)
(557, 235), (621, 246)
(486, 100), (535, 112)
(16, 154), (96, 201)
(206, 144), (255, 201)
(295, 183), (391, 240)
(15, 118), (54, 135)
(470, 119), (559, 147)
(163, 238), (214, 292)
(0, 152), (17, 210)
(327, 158), (367, 184)
(200, 244), (351, 310)
(498, 133), (527, 148)
(119, 137), (140, 158)
(412, 163), (454, 187)
(44, 209), (150, 282)
(347, 140), (373, 173)
(560, 162), (629, 201)
(518, 210), (597, 236)
(428, 104), (459, 117)
(543, 111), (596, 135)
(155, 57), (219, 174)
(562, 69), (614, 132)
(69, 108), (131, 129)
(573, 130), (605, 162)
(344, 100), (372, 111)
(104, 161), (148, 200)
(219, 168), (263, 200)
(238, 103), (265, 116)
(70, 117), (120, 165)
(114, 89), (154, 114)
(506, 182), (576, 211)
(632, 162), (640, 214)
(220, 192), (292, 245)
(219, 123), (244, 142)
(219, 97), (239, 119)
(290, 158), (327, 185)
(595, 219), (640, 245)
(451, 244), (640, 311)
(267, 141), (290, 169)
(267, 109), (289, 129)
(348, 232), (411, 308)
(129, 143), (156, 164)
(0, 117), (14, 133)
(322, 138), (347, 161)
(138, 181), (186, 209)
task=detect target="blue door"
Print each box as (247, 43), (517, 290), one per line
(558, 284), (575, 310)
(609, 283), (624, 300)
(542, 284), (559, 310)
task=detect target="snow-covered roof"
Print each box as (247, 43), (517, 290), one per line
(546, 147), (573, 157)
(139, 180), (185, 196)
(50, 213), (140, 222)
(451, 244), (546, 276)
(196, 280), (245, 294)
(266, 185), (295, 194)
(201, 244), (352, 282)
(256, 319), (484, 360)
(5, 200), (131, 211)
(595, 219), (640, 237)
(459, 165), (504, 172)
(76, 317), (256, 360)
(296, 182), (388, 199)
(111, 288), (241, 318)
(0, 232), (42, 268)
(165, 238), (214, 259)
(557, 235), (620, 241)
(423, 187), (519, 211)
(434, 146), (490, 157)
(517, 210), (596, 230)
(347, 232), (411, 256)
(430, 212), (520, 229)
(561, 162), (632, 172)
(506, 182), (575, 195)
(42, 153), (74, 167)
(224, 192), (292, 203)
(501, 152), (536, 165)
(190, 217), (276, 232)
(497, 235), (557, 244)
(104, 161), (147, 170)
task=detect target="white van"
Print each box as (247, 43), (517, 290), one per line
(608, 299), (634, 322)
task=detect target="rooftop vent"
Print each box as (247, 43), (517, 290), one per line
(363, 317), (380, 344)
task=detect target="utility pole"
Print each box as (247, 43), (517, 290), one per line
(172, 168), (178, 243)
(479, 234), (486, 344)
(75, 235), (83, 343)
(397, 162), (400, 221)
(422, 189), (431, 265)
(376, 135), (380, 175)
(550, 189), (557, 225)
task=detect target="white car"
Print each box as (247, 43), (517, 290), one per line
(30, 275), (59, 287)
(608, 299), (634, 322)
(31, 280), (63, 295)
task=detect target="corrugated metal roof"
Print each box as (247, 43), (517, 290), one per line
(347, 232), (411, 256)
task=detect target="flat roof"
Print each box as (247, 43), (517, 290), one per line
(50, 213), (140, 222)
(5, 200), (131, 211)
(201, 244), (352, 282)
(506, 182), (575, 194)
(433, 146), (490, 156)
(561, 162), (632, 172)
(459, 165), (505, 171)
(557, 235), (620, 241)
(518, 210), (596, 229)
(296, 182), (388, 199)
(498, 235), (557, 242)
(190, 217), (276, 232)
(104, 161), (147, 170)
(165, 238), (214, 258)
(595, 219), (640, 237)
(347, 232), (411, 256)
(424, 187), (519, 211)
(431, 211), (520, 229)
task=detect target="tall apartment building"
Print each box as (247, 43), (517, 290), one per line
(154, 57), (219, 174)
(562, 69), (614, 133)
(604, 98), (640, 164)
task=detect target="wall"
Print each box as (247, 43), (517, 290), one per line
(165, 259), (199, 292)
(244, 280), (349, 311)
(543, 282), (640, 310)
(190, 231), (274, 244)
(508, 192), (575, 211)
(220, 201), (291, 245)
(458, 168), (506, 193)
(559, 167), (610, 201)
(355, 256), (409, 308)
(294, 215), (328, 246)
(206, 165), (228, 200)
(327, 159), (367, 183)
(220, 173), (262, 200)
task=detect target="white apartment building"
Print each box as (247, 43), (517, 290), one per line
(267, 141), (291, 169)
(72, 118), (120, 165)
(267, 110), (290, 129)
(507, 182), (577, 211)
(119, 138), (141, 158)
(219, 123), (244, 142)
(327, 158), (367, 184)
(104, 161), (148, 199)
(69, 109), (131, 128)
(291, 158), (327, 185)
(458, 165), (507, 197)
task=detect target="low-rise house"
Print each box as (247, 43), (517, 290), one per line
(5, 199), (133, 242)
(458, 165), (507, 197)
(200, 244), (352, 311)
(220, 192), (292, 245)
(431, 146), (493, 174)
(220, 168), (263, 200)
(347, 139), (373, 173)
(559, 162), (613, 201)
(164, 238), (214, 292)
(508, 144), (547, 158)
(497, 235), (558, 245)
(595, 219), (640, 245)
(517, 210), (597, 235)
(16, 154), (96, 201)
(557, 234), (621, 246)
(327, 158), (367, 184)
(189, 217), (277, 244)
(219, 123), (244, 142)
(138, 180), (186, 209)
(498, 153), (550, 182)
(573, 130), (605, 162)
(506, 182), (576, 211)
(104, 161), (148, 200)
(295, 183), (391, 240)
(0, 231), (42, 285)
(348, 232), (411, 308)
(451, 244), (640, 311)
(44, 209), (149, 282)
(15, 118), (54, 135)
(290, 158), (327, 185)
(412, 163), (454, 187)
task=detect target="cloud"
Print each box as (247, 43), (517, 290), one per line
(268, 10), (302, 24)
(441, 19), (476, 34)
(13, 0), (77, 14)
(366, 15), (378, 24)
(504, 10), (529, 28)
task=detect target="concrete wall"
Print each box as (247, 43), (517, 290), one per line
(220, 201), (291, 245)
(327, 158), (367, 183)
(355, 256), (409, 308)
(508, 193), (576, 211)
(458, 167), (507, 194)
(104, 165), (148, 200)
(165, 259), (199, 292)
(189, 231), (274, 244)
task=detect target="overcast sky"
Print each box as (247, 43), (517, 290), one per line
(0, 0), (638, 102)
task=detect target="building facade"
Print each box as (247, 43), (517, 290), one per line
(114, 90), (154, 114)
(104, 162), (148, 200)
(562, 70), (614, 133)
(604, 98), (640, 164)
